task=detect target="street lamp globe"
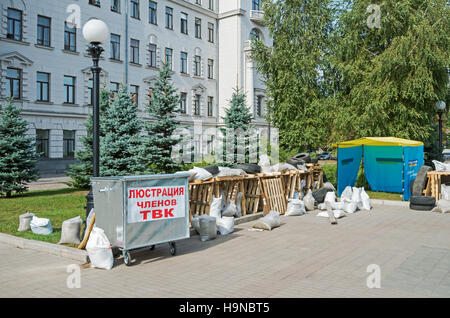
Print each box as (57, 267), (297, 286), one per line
(435, 100), (446, 112)
(82, 19), (109, 44)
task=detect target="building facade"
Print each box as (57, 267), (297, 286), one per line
(0, 0), (271, 175)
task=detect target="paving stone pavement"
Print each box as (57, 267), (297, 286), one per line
(1, 204), (450, 298)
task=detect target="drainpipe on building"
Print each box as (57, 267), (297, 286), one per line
(124, 0), (129, 86)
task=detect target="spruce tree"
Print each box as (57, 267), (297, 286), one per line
(67, 89), (110, 188)
(100, 85), (143, 176)
(0, 98), (39, 197)
(220, 88), (254, 163)
(142, 63), (181, 174)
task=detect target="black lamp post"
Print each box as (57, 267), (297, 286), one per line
(82, 19), (109, 222)
(435, 101), (447, 161)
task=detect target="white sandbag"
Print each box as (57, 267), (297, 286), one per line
(432, 160), (450, 172)
(86, 227), (114, 270)
(253, 211), (281, 231)
(189, 167), (213, 180)
(199, 215), (217, 241)
(324, 191), (336, 204)
(217, 216), (235, 235)
(351, 187), (362, 207)
(340, 186), (353, 202)
(175, 170), (197, 182)
(30, 216), (53, 235)
(259, 155), (272, 173)
(217, 167), (247, 177)
(441, 185), (450, 201)
(59, 216), (83, 244)
(434, 200), (450, 213)
(343, 202), (358, 214)
(331, 201), (345, 210)
(191, 214), (201, 234)
(317, 210), (346, 219)
(323, 182), (336, 192)
(297, 164), (308, 171)
(285, 199), (306, 216)
(18, 212), (34, 232)
(304, 189), (315, 211)
(360, 188), (371, 210)
(222, 201), (237, 217)
(209, 196), (223, 219)
(235, 192), (243, 218)
(318, 203), (327, 210)
(271, 163), (297, 172)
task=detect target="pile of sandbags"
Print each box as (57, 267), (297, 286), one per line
(317, 185), (371, 218)
(197, 195), (236, 236)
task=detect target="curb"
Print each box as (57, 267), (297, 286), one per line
(371, 199), (409, 207)
(0, 233), (88, 263)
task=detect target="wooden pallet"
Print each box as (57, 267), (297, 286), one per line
(258, 173), (287, 215)
(243, 175), (262, 214)
(214, 176), (247, 216)
(307, 164), (324, 190)
(189, 178), (215, 220)
(424, 171), (450, 200)
(280, 170), (300, 201)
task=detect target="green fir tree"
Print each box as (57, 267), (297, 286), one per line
(100, 85), (143, 176)
(0, 98), (39, 197)
(142, 63), (181, 174)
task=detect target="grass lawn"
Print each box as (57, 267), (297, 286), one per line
(0, 188), (88, 245)
(366, 191), (403, 201)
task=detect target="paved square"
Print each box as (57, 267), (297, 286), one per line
(1, 204), (450, 298)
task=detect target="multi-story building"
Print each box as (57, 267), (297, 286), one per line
(0, 0), (271, 175)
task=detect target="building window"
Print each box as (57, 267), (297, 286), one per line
(111, 0), (120, 12)
(250, 28), (260, 41)
(130, 39), (139, 64)
(209, 0), (214, 10)
(208, 59), (214, 79)
(110, 34), (120, 60)
(36, 72), (50, 102)
(149, 1), (157, 25)
(181, 12), (188, 34)
(165, 48), (173, 70)
(37, 16), (51, 47)
(195, 18), (201, 39)
(89, 0), (101, 6)
(6, 68), (21, 100)
(63, 130), (75, 158)
(131, 0), (140, 19)
(180, 52), (187, 74)
(256, 96), (263, 117)
(165, 7), (173, 29)
(252, 0), (261, 11)
(64, 22), (77, 51)
(149, 44), (157, 68)
(194, 55), (201, 76)
(130, 85), (139, 105)
(110, 82), (120, 98)
(208, 22), (214, 43)
(64, 76), (75, 104)
(180, 93), (187, 114)
(194, 94), (201, 115)
(208, 96), (213, 116)
(36, 130), (49, 158)
(7, 8), (22, 41)
(196, 0), (202, 5)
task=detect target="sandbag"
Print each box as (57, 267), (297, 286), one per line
(343, 202), (358, 214)
(217, 167), (247, 177)
(209, 196), (223, 219)
(59, 216), (83, 244)
(18, 212), (34, 232)
(86, 227), (114, 270)
(271, 163), (297, 172)
(323, 182), (336, 192)
(258, 155), (272, 173)
(304, 189), (315, 211)
(222, 201), (237, 217)
(340, 186), (353, 202)
(199, 215), (217, 241)
(432, 160), (450, 172)
(331, 201), (345, 210)
(442, 185), (450, 201)
(253, 211), (281, 231)
(217, 216), (234, 235)
(191, 214), (201, 234)
(30, 216), (53, 235)
(433, 200), (450, 213)
(318, 203), (327, 210)
(317, 210), (346, 219)
(324, 191), (336, 204)
(360, 188), (371, 210)
(235, 192), (243, 218)
(285, 199), (306, 216)
(175, 170), (197, 182)
(352, 187), (362, 207)
(189, 167), (213, 180)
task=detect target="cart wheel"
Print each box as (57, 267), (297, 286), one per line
(169, 242), (176, 256)
(123, 251), (131, 266)
(149, 245), (155, 251)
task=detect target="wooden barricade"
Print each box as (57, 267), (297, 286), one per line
(188, 178), (215, 221)
(258, 172), (287, 215)
(424, 171), (450, 200)
(214, 176), (247, 216)
(280, 170), (312, 200)
(307, 164), (324, 190)
(243, 175), (262, 214)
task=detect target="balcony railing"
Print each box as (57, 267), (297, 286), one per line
(249, 10), (264, 24)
